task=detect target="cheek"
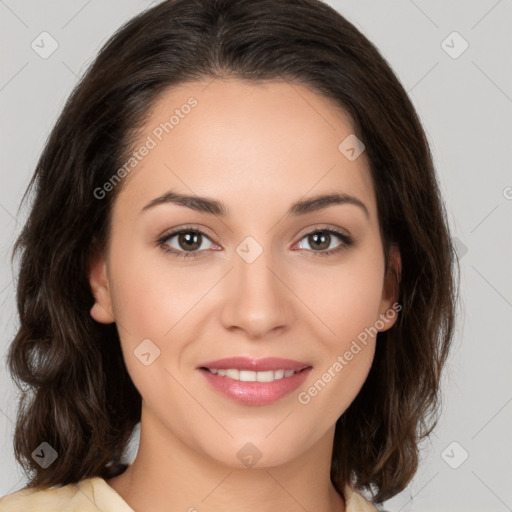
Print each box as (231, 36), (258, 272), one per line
(295, 262), (383, 418)
(106, 252), (198, 405)
(298, 341), (376, 433)
(106, 244), (221, 393)
(293, 253), (385, 345)
(290, 252), (384, 413)
(108, 243), (207, 340)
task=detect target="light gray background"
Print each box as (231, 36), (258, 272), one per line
(1, 1), (511, 511)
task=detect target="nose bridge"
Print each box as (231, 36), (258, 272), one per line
(220, 235), (293, 336)
(236, 236), (276, 292)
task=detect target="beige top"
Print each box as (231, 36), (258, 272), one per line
(0, 476), (380, 511)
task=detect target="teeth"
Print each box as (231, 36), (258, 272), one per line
(207, 368), (303, 382)
(225, 369), (239, 379)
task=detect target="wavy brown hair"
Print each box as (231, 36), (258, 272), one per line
(5, 0), (459, 504)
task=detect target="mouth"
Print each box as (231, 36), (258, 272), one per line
(196, 357), (313, 405)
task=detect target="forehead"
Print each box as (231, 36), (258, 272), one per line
(115, 78), (377, 223)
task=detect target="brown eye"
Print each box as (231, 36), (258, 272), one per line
(176, 231), (202, 251)
(306, 232), (331, 251)
(296, 228), (354, 257)
(158, 228), (215, 258)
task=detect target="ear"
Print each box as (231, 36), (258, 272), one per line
(87, 243), (115, 324)
(376, 243), (401, 332)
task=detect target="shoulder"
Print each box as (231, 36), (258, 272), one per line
(0, 478), (94, 512)
(0, 477), (134, 512)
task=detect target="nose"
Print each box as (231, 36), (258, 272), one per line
(219, 244), (295, 339)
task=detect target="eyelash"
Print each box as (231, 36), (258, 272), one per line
(156, 224), (354, 259)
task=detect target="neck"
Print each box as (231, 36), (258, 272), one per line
(107, 404), (345, 512)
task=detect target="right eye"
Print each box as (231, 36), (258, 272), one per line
(157, 227), (216, 258)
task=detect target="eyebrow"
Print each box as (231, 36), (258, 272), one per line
(140, 190), (369, 219)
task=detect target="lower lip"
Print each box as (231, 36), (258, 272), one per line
(198, 367), (312, 405)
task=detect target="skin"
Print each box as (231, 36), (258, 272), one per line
(88, 78), (401, 512)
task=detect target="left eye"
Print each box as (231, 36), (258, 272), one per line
(295, 229), (351, 254)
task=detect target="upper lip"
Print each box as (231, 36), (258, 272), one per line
(197, 357), (312, 372)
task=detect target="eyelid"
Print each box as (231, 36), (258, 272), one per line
(157, 223), (217, 242)
(294, 223), (351, 240)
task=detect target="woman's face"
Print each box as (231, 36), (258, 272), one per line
(89, 78), (400, 469)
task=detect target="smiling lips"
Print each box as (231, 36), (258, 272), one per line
(197, 357), (313, 405)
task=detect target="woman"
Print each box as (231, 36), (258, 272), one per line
(0, 0), (458, 511)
